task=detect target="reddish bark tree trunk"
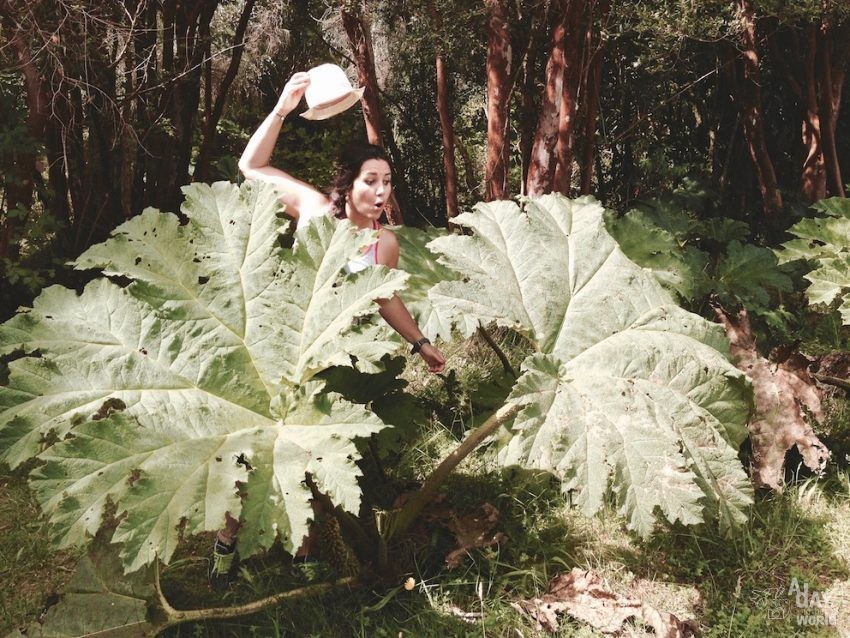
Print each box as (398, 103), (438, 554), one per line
(819, 34), (847, 198)
(340, 5), (384, 147)
(771, 21), (849, 202)
(436, 53), (460, 224)
(526, 2), (569, 197)
(428, 0), (459, 224)
(195, 0), (256, 183)
(340, 4), (404, 225)
(579, 0), (608, 196)
(526, 0), (586, 196)
(801, 27), (827, 201)
(484, 0), (512, 201)
(518, 1), (548, 192)
(554, 1), (584, 195)
(731, 0), (783, 215)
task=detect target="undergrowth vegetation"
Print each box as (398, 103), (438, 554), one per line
(2, 185), (850, 636)
(3, 328), (850, 636)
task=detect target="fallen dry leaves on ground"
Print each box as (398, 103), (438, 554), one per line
(423, 501), (507, 568)
(512, 568), (698, 636)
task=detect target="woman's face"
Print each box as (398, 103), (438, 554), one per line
(346, 158), (392, 226)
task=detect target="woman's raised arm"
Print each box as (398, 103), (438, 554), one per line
(238, 72), (328, 221)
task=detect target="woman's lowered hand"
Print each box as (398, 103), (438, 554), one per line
(419, 342), (446, 373)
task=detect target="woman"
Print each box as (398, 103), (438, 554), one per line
(239, 70), (445, 372)
(210, 71), (446, 588)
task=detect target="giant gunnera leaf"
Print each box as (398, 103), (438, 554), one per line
(394, 225), (479, 340)
(0, 181), (408, 571)
(428, 195), (753, 535)
(776, 197), (850, 324)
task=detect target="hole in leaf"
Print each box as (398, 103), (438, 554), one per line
(134, 257), (142, 265)
(93, 397), (127, 421)
(198, 276), (210, 285)
(127, 468), (142, 486)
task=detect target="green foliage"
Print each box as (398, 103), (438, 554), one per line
(604, 204), (708, 299)
(0, 186), (759, 595)
(777, 197), (850, 324)
(0, 181), (408, 572)
(607, 195), (794, 314)
(428, 194), (754, 536)
(0, 206), (64, 297)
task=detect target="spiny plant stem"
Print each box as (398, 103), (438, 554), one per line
(391, 402), (520, 539)
(306, 474), (372, 553)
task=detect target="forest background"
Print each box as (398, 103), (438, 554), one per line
(2, 0), (850, 636)
(2, 0), (850, 309)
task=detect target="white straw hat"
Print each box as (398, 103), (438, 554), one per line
(301, 63), (365, 120)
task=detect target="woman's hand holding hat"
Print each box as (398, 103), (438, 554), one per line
(275, 72), (310, 117)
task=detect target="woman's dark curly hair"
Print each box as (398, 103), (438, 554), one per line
(327, 143), (392, 218)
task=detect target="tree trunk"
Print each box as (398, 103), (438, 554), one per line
(553, 1), (584, 195)
(435, 54), (460, 224)
(0, 8), (49, 259)
(801, 27), (827, 201)
(484, 0), (512, 201)
(526, 1), (568, 196)
(340, 3), (404, 225)
(165, 0), (216, 211)
(195, 0), (257, 183)
(730, 0), (783, 215)
(579, 0), (608, 196)
(427, 0), (459, 224)
(340, 5), (384, 147)
(518, 0), (548, 192)
(819, 31), (847, 198)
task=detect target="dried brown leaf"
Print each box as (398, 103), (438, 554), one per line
(715, 306), (830, 490)
(423, 502), (508, 568)
(512, 568), (697, 636)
